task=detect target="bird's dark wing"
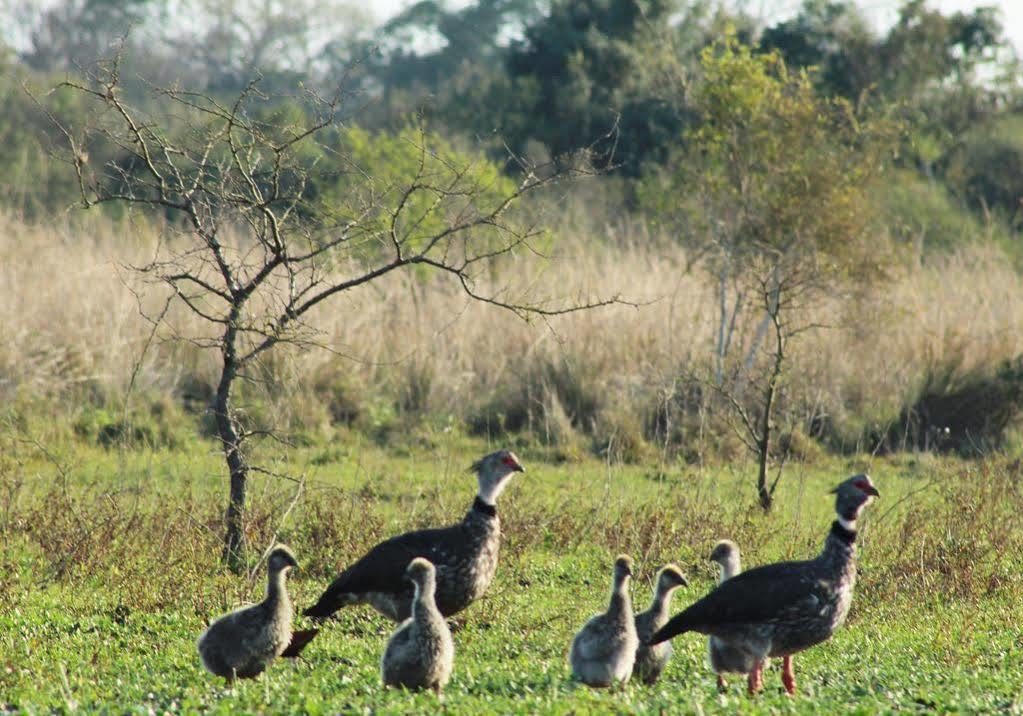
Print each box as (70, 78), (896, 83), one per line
(279, 628), (319, 658)
(304, 523), (461, 619)
(649, 560), (822, 644)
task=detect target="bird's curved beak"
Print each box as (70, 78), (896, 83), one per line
(513, 463), (525, 473)
(863, 484), (880, 497)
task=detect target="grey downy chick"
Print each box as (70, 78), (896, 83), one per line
(197, 545), (298, 682)
(633, 564), (688, 684)
(706, 540), (758, 690)
(570, 555), (639, 687)
(381, 558), (455, 693)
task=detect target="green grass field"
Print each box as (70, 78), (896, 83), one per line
(2, 432), (1023, 713)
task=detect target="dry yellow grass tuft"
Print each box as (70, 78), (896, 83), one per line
(2, 210), (1022, 450)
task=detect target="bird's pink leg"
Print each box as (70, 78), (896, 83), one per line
(717, 674), (727, 692)
(746, 661), (763, 695)
(781, 656), (796, 695)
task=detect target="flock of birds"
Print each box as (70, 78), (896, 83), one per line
(197, 449), (880, 696)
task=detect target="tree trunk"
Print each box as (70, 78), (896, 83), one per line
(756, 385), (774, 512)
(716, 265), (728, 386)
(757, 296), (786, 513)
(215, 327), (248, 572)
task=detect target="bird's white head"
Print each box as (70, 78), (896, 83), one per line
(471, 449), (525, 506)
(830, 474), (880, 529)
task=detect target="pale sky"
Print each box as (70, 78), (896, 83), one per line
(861, 0), (1023, 52)
(370, 0), (1023, 54)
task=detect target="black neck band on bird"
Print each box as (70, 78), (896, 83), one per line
(830, 520), (857, 545)
(472, 496), (497, 517)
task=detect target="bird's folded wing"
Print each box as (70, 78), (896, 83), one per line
(304, 525), (457, 617)
(223, 606), (275, 655)
(665, 560), (821, 632)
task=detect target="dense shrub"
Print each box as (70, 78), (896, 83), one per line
(877, 357), (1023, 456)
(877, 169), (997, 255)
(72, 396), (192, 450)
(942, 115), (1023, 229)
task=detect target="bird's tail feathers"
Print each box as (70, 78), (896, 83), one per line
(303, 586), (356, 620)
(280, 628), (319, 658)
(648, 617), (692, 646)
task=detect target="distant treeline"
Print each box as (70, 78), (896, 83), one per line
(2, 0), (1022, 239)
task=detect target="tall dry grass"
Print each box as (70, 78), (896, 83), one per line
(2, 209), (1023, 453)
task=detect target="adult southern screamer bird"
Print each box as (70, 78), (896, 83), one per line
(303, 449), (525, 623)
(649, 474), (879, 695)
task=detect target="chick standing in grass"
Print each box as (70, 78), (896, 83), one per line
(707, 540), (758, 690)
(633, 564), (688, 684)
(197, 545), (297, 683)
(569, 555), (639, 687)
(381, 558), (455, 693)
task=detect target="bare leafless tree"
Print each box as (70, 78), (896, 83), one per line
(44, 55), (616, 569)
(707, 259), (826, 511)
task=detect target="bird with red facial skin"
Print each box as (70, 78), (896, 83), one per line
(649, 474), (879, 696)
(302, 449), (525, 625)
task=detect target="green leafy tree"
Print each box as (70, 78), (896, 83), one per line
(762, 0), (1019, 178)
(316, 126), (517, 258)
(11, 0), (159, 72)
(2, 58), (128, 217)
(641, 30), (896, 509)
(498, 0), (686, 174)
(758, 0), (875, 99)
(942, 115), (1023, 230)
(367, 0), (542, 93)
(762, 0), (1008, 103)
(318, 0), (543, 128)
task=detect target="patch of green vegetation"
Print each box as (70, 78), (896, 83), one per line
(72, 396), (194, 450)
(1, 438), (1022, 712)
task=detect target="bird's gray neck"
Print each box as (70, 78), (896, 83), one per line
(412, 581), (438, 621)
(717, 556), (741, 583)
(265, 568), (288, 604)
(608, 581), (632, 622)
(822, 520), (857, 571)
(648, 585), (675, 617)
